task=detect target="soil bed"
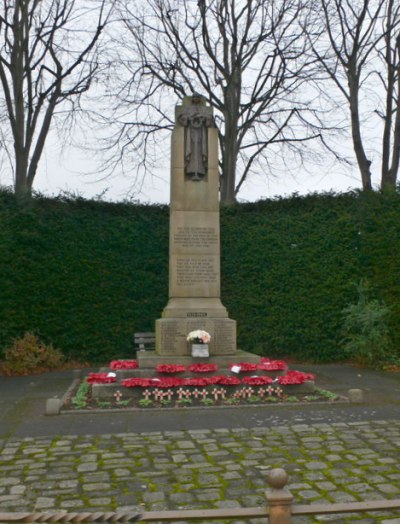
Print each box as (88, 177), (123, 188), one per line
(62, 379), (346, 412)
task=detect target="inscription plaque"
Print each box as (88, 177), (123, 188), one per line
(174, 226), (218, 249)
(213, 319), (236, 354)
(176, 257), (218, 286)
(160, 323), (178, 353)
(159, 321), (189, 353)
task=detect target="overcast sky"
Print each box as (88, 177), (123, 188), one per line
(0, 127), (362, 205)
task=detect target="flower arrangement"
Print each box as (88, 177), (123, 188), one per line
(278, 370), (315, 385)
(258, 358), (287, 371)
(229, 362), (258, 372)
(87, 372), (116, 384)
(156, 364), (186, 374)
(188, 363), (218, 373)
(109, 360), (138, 370)
(187, 330), (211, 344)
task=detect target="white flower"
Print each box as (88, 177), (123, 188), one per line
(187, 330), (211, 344)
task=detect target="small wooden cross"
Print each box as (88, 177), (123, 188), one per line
(153, 388), (163, 401)
(233, 389), (243, 399)
(113, 390), (123, 403)
(212, 388), (219, 400)
(142, 389), (151, 400)
(192, 388), (201, 399)
(165, 389), (174, 400)
(266, 386), (274, 396)
(244, 387), (254, 398)
(177, 387), (185, 400)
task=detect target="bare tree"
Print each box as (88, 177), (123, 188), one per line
(379, 0), (400, 189)
(309, 0), (400, 191)
(103, 0), (327, 204)
(0, 0), (113, 197)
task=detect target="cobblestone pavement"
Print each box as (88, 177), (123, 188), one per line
(1, 420), (400, 523)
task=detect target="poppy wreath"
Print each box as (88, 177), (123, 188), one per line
(278, 370), (315, 385)
(156, 364), (186, 373)
(87, 372), (117, 384)
(109, 360), (138, 370)
(229, 362), (258, 372)
(188, 363), (218, 373)
(258, 359), (288, 371)
(241, 375), (274, 385)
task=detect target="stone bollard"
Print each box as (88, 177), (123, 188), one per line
(46, 398), (62, 415)
(266, 468), (293, 524)
(348, 388), (364, 403)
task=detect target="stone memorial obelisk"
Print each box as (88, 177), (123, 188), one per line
(155, 94), (237, 357)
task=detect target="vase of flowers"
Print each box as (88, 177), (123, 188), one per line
(187, 330), (211, 357)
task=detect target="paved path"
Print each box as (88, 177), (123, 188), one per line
(1, 421), (400, 523)
(0, 364), (400, 522)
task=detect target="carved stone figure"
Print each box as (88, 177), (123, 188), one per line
(178, 93), (215, 180)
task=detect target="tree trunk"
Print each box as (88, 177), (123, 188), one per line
(14, 148), (32, 197)
(380, 30), (399, 191)
(349, 76), (372, 191)
(220, 80), (240, 205)
(220, 122), (238, 204)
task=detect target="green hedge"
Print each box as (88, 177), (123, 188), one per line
(1, 188), (399, 362)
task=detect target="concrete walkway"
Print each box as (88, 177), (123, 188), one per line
(0, 364), (400, 522)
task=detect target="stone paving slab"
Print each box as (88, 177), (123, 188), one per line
(1, 420), (400, 523)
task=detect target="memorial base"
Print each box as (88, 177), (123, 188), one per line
(136, 349), (260, 370)
(155, 317), (236, 356)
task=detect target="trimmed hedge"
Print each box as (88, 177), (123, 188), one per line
(1, 188), (399, 362)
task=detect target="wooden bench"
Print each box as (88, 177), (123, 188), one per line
(134, 332), (155, 351)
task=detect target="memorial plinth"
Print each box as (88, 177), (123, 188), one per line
(155, 96), (237, 357)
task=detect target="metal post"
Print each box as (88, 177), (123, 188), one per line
(265, 468), (293, 524)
